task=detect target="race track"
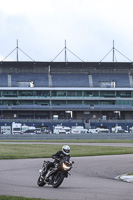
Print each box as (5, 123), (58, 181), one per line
(1, 154), (133, 200)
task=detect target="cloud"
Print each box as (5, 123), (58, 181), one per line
(0, 0), (53, 17)
(0, 0), (133, 61)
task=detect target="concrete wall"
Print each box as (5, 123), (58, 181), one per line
(1, 133), (133, 140)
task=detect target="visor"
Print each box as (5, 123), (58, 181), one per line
(64, 149), (70, 153)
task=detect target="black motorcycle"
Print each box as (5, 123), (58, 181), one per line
(37, 156), (74, 188)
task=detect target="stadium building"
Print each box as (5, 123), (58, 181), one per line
(0, 44), (133, 130)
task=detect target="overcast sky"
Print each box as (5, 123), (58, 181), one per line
(0, 0), (133, 62)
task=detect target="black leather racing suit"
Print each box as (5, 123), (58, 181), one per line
(43, 151), (70, 180)
(52, 150), (70, 160)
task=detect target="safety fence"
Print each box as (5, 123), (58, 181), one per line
(1, 133), (133, 140)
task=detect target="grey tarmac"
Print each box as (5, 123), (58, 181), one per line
(0, 154), (133, 200)
(1, 141), (133, 147)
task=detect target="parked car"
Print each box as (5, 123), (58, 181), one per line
(23, 129), (36, 134)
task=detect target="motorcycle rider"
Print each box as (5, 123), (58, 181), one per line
(41, 145), (70, 181)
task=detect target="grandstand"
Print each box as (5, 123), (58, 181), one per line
(0, 61), (133, 130)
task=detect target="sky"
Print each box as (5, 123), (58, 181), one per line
(0, 0), (133, 62)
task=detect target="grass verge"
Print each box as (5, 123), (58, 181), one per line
(127, 172), (133, 175)
(0, 196), (50, 200)
(1, 143), (133, 159)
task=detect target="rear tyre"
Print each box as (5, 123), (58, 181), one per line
(37, 176), (46, 187)
(52, 173), (64, 188)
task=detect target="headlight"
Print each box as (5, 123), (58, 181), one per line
(62, 163), (71, 170)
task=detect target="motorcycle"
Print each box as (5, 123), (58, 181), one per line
(37, 156), (74, 188)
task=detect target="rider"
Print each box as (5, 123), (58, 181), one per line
(42, 145), (70, 180)
(52, 144), (70, 160)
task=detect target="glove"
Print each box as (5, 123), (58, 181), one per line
(60, 154), (64, 158)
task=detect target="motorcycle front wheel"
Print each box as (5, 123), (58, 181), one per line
(52, 172), (64, 188)
(37, 176), (46, 187)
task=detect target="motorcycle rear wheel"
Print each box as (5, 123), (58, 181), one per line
(52, 173), (64, 188)
(37, 176), (46, 187)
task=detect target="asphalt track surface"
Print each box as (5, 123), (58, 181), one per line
(1, 141), (133, 147)
(1, 154), (133, 200)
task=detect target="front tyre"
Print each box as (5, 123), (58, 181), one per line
(52, 172), (64, 188)
(37, 176), (46, 187)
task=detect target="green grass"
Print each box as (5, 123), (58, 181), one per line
(1, 143), (133, 159)
(127, 172), (133, 175)
(0, 196), (50, 200)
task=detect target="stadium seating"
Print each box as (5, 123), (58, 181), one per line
(0, 72), (131, 88)
(0, 105), (8, 109)
(93, 104), (132, 110)
(0, 73), (8, 86)
(11, 73), (49, 87)
(11, 104), (50, 110)
(52, 74), (89, 87)
(92, 73), (130, 87)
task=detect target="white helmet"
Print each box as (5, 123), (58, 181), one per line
(62, 145), (70, 155)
